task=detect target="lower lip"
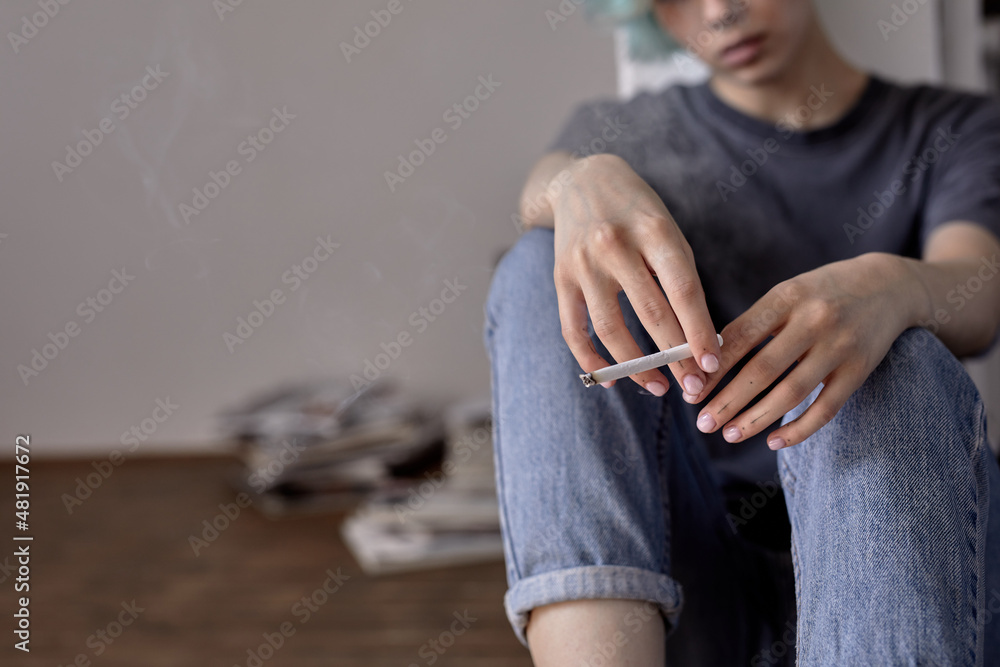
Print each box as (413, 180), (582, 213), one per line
(720, 36), (764, 68)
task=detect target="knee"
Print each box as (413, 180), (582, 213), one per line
(848, 327), (984, 448)
(484, 227), (558, 334)
(783, 327), (987, 483)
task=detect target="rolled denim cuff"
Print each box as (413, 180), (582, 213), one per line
(503, 564), (684, 649)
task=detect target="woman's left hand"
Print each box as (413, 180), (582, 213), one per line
(687, 252), (924, 450)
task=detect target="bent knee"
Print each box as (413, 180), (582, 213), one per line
(784, 327), (987, 479)
(484, 227), (559, 331)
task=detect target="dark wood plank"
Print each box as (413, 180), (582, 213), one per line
(1, 456), (533, 666)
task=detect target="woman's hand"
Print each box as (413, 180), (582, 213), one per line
(549, 154), (722, 397)
(687, 252), (925, 449)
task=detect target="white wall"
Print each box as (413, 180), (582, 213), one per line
(4, 0), (996, 458)
(0, 0), (617, 457)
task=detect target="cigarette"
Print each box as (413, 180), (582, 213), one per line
(580, 334), (724, 387)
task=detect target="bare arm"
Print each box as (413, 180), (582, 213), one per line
(517, 151), (579, 231)
(902, 221), (1000, 357)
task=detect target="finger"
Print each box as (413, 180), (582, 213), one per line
(711, 356), (831, 443)
(644, 238), (721, 375)
(578, 272), (673, 396)
(555, 281), (617, 388)
(764, 373), (856, 449)
(694, 285), (796, 400)
(695, 328), (811, 435)
(611, 253), (708, 397)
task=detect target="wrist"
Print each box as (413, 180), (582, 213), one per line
(872, 253), (934, 330)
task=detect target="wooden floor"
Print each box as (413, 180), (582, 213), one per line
(2, 456), (533, 666)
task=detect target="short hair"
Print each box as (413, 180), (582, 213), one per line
(582, 0), (682, 61)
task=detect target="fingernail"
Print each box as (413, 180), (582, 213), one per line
(700, 354), (720, 373)
(696, 413), (716, 433)
(682, 374), (703, 396)
(645, 381), (667, 397)
(681, 391), (698, 404)
(601, 381), (613, 389)
(723, 426), (741, 443)
(767, 436), (787, 450)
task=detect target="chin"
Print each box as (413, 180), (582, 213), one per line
(711, 55), (789, 88)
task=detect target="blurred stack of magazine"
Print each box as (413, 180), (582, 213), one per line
(340, 396), (503, 574)
(222, 379), (445, 517)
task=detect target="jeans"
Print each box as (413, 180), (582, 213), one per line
(482, 227), (1000, 666)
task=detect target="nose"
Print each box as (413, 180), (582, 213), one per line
(701, 0), (746, 32)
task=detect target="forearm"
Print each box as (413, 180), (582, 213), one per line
(890, 225), (1000, 356)
(517, 151), (579, 230)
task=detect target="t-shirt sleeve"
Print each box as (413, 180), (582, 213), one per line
(545, 98), (626, 157)
(922, 96), (1000, 249)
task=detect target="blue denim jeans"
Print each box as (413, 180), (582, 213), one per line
(482, 227), (1000, 666)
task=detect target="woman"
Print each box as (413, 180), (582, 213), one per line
(483, 0), (1000, 664)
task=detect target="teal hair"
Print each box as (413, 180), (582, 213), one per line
(582, 0), (682, 61)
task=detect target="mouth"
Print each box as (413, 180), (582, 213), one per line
(718, 33), (766, 68)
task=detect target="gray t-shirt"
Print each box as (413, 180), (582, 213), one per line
(546, 75), (1000, 493)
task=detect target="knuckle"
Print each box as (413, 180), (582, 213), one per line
(634, 296), (671, 324)
(775, 280), (807, 307)
(591, 315), (620, 338)
(750, 354), (778, 381)
(589, 221), (625, 249)
(779, 378), (812, 406)
(810, 402), (839, 427)
(560, 323), (588, 344)
(803, 299), (841, 330)
(553, 262), (573, 286)
(833, 329), (861, 354)
(664, 274), (702, 302)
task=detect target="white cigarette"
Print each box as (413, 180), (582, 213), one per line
(580, 334), (724, 387)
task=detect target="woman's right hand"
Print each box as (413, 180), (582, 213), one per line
(549, 153), (721, 397)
